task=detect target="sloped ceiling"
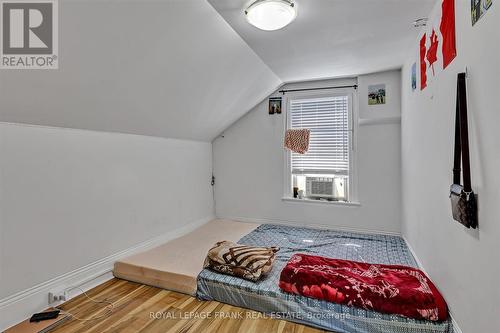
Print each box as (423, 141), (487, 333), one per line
(0, 0), (281, 141)
(209, 0), (436, 82)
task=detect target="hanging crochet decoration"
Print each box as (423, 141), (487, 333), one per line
(284, 129), (310, 154)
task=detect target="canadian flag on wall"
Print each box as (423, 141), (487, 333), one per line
(420, 0), (457, 90)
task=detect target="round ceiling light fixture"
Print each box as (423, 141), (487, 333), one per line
(245, 0), (297, 31)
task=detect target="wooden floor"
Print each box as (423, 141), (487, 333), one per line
(52, 278), (328, 333)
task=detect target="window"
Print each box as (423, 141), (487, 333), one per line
(285, 93), (356, 202)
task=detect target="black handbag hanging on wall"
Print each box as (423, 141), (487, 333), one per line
(450, 72), (478, 229)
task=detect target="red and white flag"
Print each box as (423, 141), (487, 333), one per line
(420, 0), (456, 90)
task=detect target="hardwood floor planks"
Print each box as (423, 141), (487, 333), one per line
(48, 278), (327, 333)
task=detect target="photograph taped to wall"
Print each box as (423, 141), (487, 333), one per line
(471, 0), (493, 25)
(411, 63), (417, 92)
(368, 84), (386, 105)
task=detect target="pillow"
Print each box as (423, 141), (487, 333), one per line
(203, 241), (279, 282)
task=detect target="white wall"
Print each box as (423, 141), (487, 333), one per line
(358, 71), (402, 120)
(213, 70), (402, 234)
(0, 123), (214, 299)
(401, 2), (500, 332)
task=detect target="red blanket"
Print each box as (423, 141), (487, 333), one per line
(279, 254), (447, 321)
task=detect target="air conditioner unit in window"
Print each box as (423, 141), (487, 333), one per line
(306, 176), (345, 200)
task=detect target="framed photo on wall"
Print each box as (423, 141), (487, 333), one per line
(368, 84), (386, 105)
(269, 97), (282, 114)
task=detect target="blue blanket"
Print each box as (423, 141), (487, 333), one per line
(197, 224), (454, 333)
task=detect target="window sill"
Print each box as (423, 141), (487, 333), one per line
(281, 197), (361, 207)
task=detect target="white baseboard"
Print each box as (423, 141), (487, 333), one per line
(0, 216), (214, 331)
(450, 315), (463, 333)
(401, 236), (428, 274)
(223, 216), (401, 236)
(402, 236), (463, 333)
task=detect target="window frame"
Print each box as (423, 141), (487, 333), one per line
(282, 88), (359, 203)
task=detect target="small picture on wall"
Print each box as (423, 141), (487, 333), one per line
(411, 63), (417, 92)
(368, 84), (386, 105)
(269, 97), (282, 114)
(472, 0), (493, 26)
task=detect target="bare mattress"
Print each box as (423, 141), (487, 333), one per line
(113, 219), (259, 295)
(197, 224), (455, 333)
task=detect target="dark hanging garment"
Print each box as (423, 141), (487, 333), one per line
(450, 72), (478, 229)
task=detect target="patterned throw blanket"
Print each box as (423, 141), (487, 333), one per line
(279, 254), (448, 321)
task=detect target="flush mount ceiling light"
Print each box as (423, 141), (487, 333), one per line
(245, 0), (297, 31)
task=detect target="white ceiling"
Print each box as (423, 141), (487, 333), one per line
(209, 0), (436, 82)
(0, 0), (281, 141)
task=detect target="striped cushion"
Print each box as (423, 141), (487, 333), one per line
(203, 241), (279, 282)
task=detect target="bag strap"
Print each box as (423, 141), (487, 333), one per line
(453, 77), (461, 185)
(453, 73), (472, 192)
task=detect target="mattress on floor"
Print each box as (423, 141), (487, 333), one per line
(197, 224), (455, 333)
(113, 219), (259, 295)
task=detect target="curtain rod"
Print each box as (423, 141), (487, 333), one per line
(278, 84), (358, 95)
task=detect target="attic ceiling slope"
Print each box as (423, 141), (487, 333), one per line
(209, 0), (436, 82)
(0, 0), (281, 142)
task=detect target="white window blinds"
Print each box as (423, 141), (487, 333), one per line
(290, 95), (350, 175)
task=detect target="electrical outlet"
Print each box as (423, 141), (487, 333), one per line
(48, 291), (67, 304)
